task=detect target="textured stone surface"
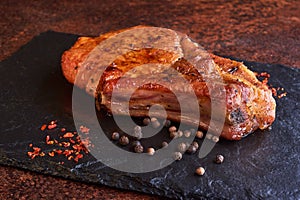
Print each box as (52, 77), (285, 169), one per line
(1, 0), (299, 199)
(0, 31), (299, 199)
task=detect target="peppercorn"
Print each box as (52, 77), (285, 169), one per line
(133, 125), (143, 139)
(111, 132), (120, 141)
(162, 141), (168, 148)
(151, 117), (158, 123)
(215, 154), (224, 164)
(143, 117), (151, 126)
(184, 130), (191, 138)
(147, 147), (155, 155)
(119, 136), (129, 146)
(191, 141), (199, 149)
(131, 140), (141, 148)
(206, 133), (213, 140)
(195, 167), (205, 176)
(170, 131), (178, 139)
(168, 126), (177, 133)
(163, 119), (171, 127)
(134, 125), (142, 133)
(177, 142), (187, 152)
(151, 118), (161, 129)
(212, 136), (219, 143)
(186, 145), (197, 154)
(134, 144), (144, 153)
(173, 152), (182, 161)
(177, 130), (183, 137)
(196, 131), (204, 139)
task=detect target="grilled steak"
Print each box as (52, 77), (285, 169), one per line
(61, 26), (276, 140)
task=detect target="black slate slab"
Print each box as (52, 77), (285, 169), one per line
(0, 31), (299, 199)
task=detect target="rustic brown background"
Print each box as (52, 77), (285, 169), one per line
(0, 0), (299, 199)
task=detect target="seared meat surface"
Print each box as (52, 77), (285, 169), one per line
(61, 26), (276, 140)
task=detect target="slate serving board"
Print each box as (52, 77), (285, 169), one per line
(0, 31), (299, 199)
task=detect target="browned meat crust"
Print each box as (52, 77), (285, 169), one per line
(61, 26), (276, 140)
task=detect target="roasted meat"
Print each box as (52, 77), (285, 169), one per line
(61, 26), (276, 140)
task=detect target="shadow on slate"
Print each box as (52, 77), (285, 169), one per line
(0, 31), (299, 199)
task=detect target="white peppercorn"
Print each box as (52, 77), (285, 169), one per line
(170, 131), (178, 139)
(168, 126), (177, 133)
(151, 120), (161, 129)
(131, 140), (141, 148)
(147, 147), (155, 155)
(143, 117), (151, 126)
(186, 145), (197, 154)
(177, 142), (187, 152)
(173, 152), (182, 161)
(215, 154), (224, 164)
(133, 125), (142, 139)
(184, 130), (191, 138)
(212, 136), (219, 143)
(196, 131), (204, 139)
(206, 133), (213, 140)
(134, 144), (144, 153)
(195, 167), (205, 176)
(111, 132), (120, 141)
(177, 130), (183, 137)
(119, 136), (129, 146)
(191, 141), (199, 149)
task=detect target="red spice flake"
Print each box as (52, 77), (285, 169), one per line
(55, 149), (63, 154)
(48, 152), (55, 157)
(271, 88), (277, 96)
(74, 154), (83, 162)
(63, 150), (73, 156)
(40, 124), (47, 131)
(69, 139), (76, 144)
(47, 124), (57, 130)
(62, 142), (70, 147)
(258, 72), (270, 78)
(29, 121), (93, 163)
(39, 152), (45, 157)
(63, 132), (74, 138)
(80, 126), (90, 134)
(46, 135), (54, 145)
(28, 153), (37, 159)
(33, 147), (41, 152)
(278, 92), (287, 99)
(67, 156), (74, 160)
